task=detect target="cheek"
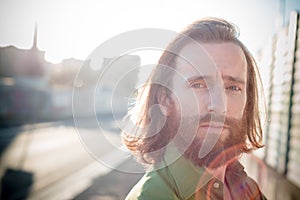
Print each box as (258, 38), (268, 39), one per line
(226, 95), (247, 119)
(181, 94), (210, 117)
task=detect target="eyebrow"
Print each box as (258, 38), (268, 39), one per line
(222, 75), (246, 85)
(187, 75), (246, 85)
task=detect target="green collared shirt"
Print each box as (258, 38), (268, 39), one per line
(125, 144), (266, 200)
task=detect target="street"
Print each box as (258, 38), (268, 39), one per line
(0, 116), (144, 200)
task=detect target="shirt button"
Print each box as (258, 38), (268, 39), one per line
(213, 182), (220, 189)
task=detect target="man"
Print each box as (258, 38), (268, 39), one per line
(122, 18), (266, 199)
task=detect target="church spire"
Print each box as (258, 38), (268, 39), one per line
(32, 22), (38, 50)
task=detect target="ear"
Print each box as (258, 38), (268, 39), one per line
(157, 88), (173, 116)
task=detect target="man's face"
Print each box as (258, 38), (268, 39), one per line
(169, 42), (248, 168)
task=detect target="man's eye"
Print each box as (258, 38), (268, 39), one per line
(227, 85), (241, 91)
(191, 83), (205, 88)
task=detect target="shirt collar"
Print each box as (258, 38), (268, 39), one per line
(156, 142), (215, 199)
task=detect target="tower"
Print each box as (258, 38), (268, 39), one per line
(32, 22), (38, 50)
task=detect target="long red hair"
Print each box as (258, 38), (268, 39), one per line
(122, 18), (264, 165)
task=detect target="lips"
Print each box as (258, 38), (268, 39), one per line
(199, 122), (228, 129)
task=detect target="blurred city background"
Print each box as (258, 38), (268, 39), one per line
(1, 0), (300, 199)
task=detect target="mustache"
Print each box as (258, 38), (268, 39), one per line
(182, 113), (242, 128)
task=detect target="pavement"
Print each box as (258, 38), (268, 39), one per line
(29, 150), (145, 200)
(0, 117), (145, 200)
(74, 158), (144, 200)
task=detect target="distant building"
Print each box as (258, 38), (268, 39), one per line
(101, 55), (140, 95)
(73, 55), (141, 117)
(0, 24), (141, 125)
(0, 24), (47, 78)
(0, 24), (51, 126)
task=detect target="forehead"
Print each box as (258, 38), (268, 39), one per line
(174, 42), (247, 81)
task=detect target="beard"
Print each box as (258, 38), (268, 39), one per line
(170, 113), (247, 169)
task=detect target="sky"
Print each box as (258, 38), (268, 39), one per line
(0, 0), (279, 64)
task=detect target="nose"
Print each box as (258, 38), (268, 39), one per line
(207, 84), (227, 114)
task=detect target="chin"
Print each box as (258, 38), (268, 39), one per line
(185, 142), (245, 169)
